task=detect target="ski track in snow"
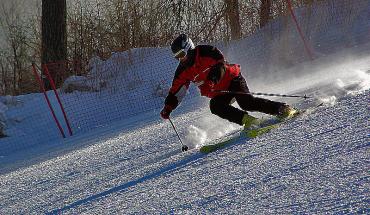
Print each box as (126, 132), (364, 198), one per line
(0, 91), (368, 214)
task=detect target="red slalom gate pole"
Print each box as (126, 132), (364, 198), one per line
(32, 63), (66, 138)
(286, 0), (315, 61)
(43, 64), (73, 136)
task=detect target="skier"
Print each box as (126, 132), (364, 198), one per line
(160, 33), (297, 128)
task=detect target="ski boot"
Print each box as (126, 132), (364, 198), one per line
(242, 114), (261, 130)
(277, 105), (299, 121)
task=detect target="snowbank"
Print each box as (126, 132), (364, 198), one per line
(61, 75), (106, 93)
(0, 96), (22, 137)
(0, 101), (7, 137)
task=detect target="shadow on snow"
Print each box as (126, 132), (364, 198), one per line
(48, 151), (206, 214)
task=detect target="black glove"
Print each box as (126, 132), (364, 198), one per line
(160, 105), (173, 119)
(207, 62), (226, 84)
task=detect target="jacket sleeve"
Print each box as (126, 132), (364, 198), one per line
(164, 64), (191, 110)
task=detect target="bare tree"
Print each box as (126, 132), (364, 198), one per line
(260, 0), (272, 28)
(42, 0), (67, 87)
(225, 0), (242, 40)
(0, 1), (34, 95)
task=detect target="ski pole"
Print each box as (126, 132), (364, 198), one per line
(214, 90), (312, 99)
(169, 118), (189, 152)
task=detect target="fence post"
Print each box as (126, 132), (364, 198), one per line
(31, 63), (66, 138)
(43, 64), (73, 136)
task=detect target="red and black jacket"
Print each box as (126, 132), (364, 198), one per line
(165, 45), (240, 110)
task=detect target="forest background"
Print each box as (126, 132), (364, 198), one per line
(0, 0), (322, 96)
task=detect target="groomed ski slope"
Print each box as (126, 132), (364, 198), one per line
(0, 43), (369, 213)
(0, 87), (369, 213)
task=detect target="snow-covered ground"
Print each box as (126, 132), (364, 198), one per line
(0, 51), (369, 213)
(0, 88), (368, 214)
(0, 0), (369, 213)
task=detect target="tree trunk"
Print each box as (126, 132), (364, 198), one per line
(41, 0), (67, 87)
(260, 0), (272, 28)
(225, 0), (242, 40)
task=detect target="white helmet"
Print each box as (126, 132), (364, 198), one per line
(171, 34), (195, 59)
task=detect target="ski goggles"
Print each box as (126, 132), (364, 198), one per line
(174, 49), (187, 60)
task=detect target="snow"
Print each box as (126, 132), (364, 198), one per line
(0, 0), (369, 213)
(0, 89), (368, 214)
(0, 48), (369, 213)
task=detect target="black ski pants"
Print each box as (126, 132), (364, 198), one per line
(209, 74), (284, 125)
